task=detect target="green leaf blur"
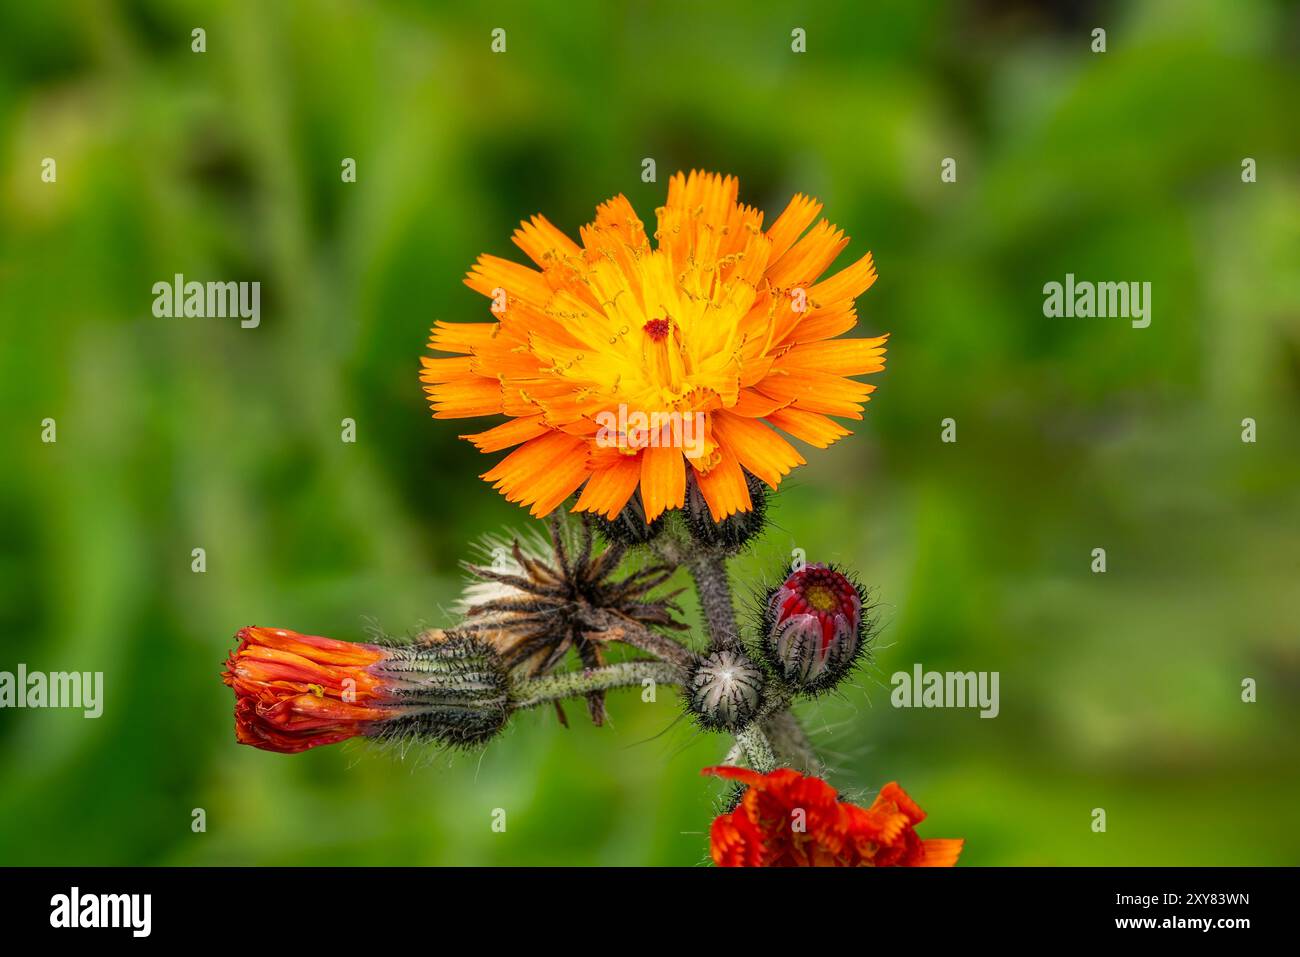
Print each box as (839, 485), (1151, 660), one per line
(1, 0), (1297, 865)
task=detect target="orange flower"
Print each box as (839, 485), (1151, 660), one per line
(703, 766), (963, 867)
(422, 170), (887, 523)
(222, 627), (398, 753)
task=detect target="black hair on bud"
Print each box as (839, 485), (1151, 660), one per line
(757, 562), (874, 696)
(686, 470), (768, 552)
(369, 634), (512, 749)
(593, 489), (664, 546)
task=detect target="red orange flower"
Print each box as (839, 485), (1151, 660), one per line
(703, 766), (963, 867)
(222, 627), (399, 753)
(421, 170), (887, 524)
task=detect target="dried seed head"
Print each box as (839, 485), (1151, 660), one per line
(456, 514), (685, 726)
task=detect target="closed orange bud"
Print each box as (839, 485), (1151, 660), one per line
(222, 627), (397, 753)
(222, 627), (510, 754)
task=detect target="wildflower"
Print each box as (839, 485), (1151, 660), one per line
(222, 627), (510, 753)
(422, 170), (887, 524)
(703, 766), (963, 867)
(762, 562), (868, 693)
(454, 516), (686, 726)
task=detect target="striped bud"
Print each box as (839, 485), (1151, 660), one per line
(685, 648), (766, 731)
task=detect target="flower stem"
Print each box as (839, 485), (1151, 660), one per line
(733, 724), (777, 773)
(686, 551), (740, 649)
(762, 708), (824, 775)
(513, 661), (681, 710)
(580, 608), (697, 669)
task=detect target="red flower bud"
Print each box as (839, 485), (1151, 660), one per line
(762, 563), (867, 692)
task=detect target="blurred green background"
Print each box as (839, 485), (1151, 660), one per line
(2, 0), (1298, 866)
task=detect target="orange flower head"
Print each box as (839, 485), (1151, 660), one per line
(703, 766), (963, 867)
(422, 170), (887, 525)
(222, 627), (510, 753)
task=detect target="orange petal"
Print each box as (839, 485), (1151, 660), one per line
(874, 781), (926, 824)
(464, 254), (554, 310)
(238, 627), (385, 667)
(765, 193), (823, 263)
(638, 445), (686, 521)
(512, 213), (582, 268)
(701, 765), (766, 787)
(710, 411), (806, 489)
(780, 336), (889, 376)
(730, 388), (789, 418)
(919, 838), (964, 867)
(808, 251), (877, 305)
(460, 415), (550, 453)
(428, 321), (496, 355)
(778, 305), (859, 346)
(765, 407), (852, 449)
(766, 220), (848, 288)
(755, 371), (876, 419)
(693, 447), (752, 520)
(579, 194), (650, 265)
(572, 453), (642, 519)
(418, 355), (474, 382)
(424, 377), (503, 418)
(481, 431), (590, 517)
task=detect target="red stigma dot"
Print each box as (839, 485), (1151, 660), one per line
(643, 317), (670, 341)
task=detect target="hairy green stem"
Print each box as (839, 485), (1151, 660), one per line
(651, 517), (737, 647)
(667, 515), (824, 780)
(733, 724), (777, 773)
(762, 708), (824, 775)
(686, 551), (740, 649)
(513, 661), (681, 709)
